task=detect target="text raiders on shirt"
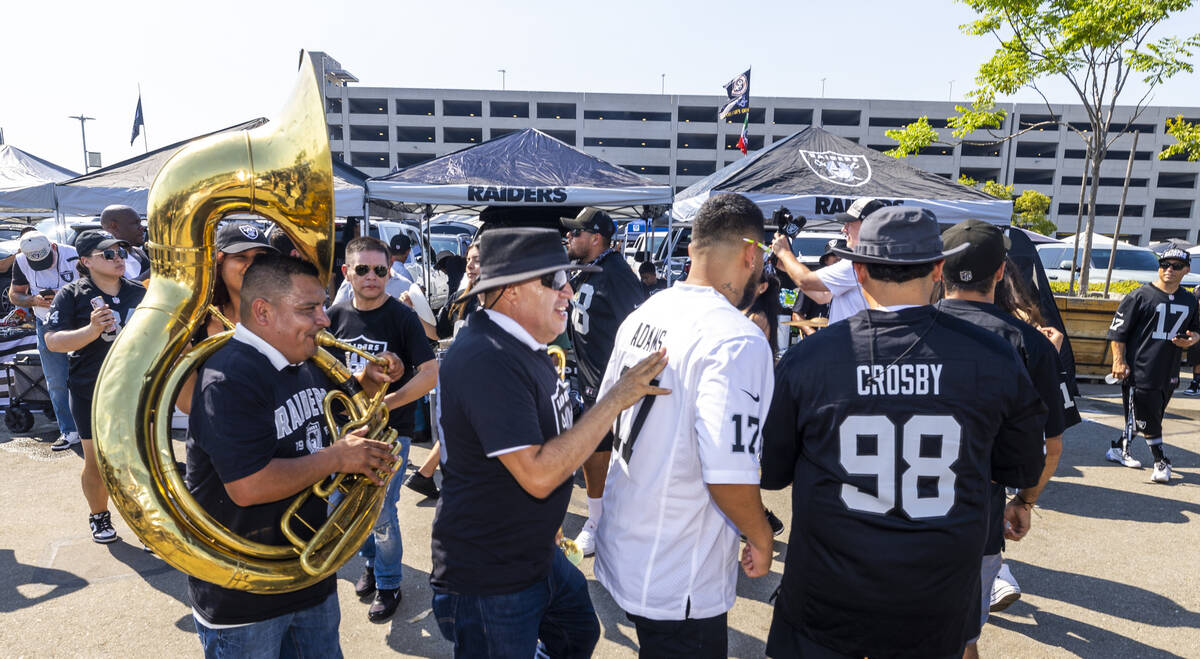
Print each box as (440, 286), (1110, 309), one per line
(550, 378), (573, 433)
(274, 386), (329, 451)
(340, 334), (388, 373)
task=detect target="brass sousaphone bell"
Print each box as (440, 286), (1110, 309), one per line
(92, 51), (401, 593)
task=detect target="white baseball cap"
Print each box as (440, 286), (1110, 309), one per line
(19, 232), (54, 271)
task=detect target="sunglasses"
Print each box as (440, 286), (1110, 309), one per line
(1159, 261), (1189, 271)
(540, 270), (570, 291)
(742, 238), (772, 254)
(353, 264), (390, 278)
(92, 247), (128, 261)
(567, 228), (595, 238)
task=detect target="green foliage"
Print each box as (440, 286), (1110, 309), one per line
(1159, 115), (1200, 161)
(884, 117), (941, 158)
(1012, 189), (1056, 235)
(1049, 280), (1143, 296)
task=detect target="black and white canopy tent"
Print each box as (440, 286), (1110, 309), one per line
(0, 144), (78, 215)
(672, 126), (1012, 225)
(365, 129), (673, 219)
(55, 119), (370, 218)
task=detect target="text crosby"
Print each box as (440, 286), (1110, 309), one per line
(856, 363), (943, 396)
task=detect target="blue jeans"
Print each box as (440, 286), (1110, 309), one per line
(432, 550), (600, 658)
(194, 592), (342, 659)
(35, 317), (75, 436)
(359, 434), (411, 590)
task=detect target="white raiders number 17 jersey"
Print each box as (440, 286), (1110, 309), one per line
(594, 283), (774, 621)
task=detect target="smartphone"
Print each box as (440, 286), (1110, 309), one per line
(38, 289), (56, 300)
(90, 296), (117, 333)
(1176, 331), (1190, 340)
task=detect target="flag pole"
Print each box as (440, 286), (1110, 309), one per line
(139, 83), (149, 153)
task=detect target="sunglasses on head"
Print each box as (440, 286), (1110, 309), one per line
(93, 247), (128, 261)
(353, 264), (390, 278)
(1159, 260), (1189, 271)
(539, 270), (570, 291)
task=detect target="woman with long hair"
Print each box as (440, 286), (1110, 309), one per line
(44, 230), (147, 543)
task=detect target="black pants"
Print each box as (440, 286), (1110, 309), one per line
(627, 611), (726, 659)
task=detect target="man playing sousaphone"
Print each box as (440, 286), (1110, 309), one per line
(431, 227), (669, 658)
(185, 254), (402, 657)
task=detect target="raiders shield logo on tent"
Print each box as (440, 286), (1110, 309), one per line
(799, 150), (872, 188)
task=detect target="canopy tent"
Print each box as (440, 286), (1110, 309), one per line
(672, 126), (1012, 225)
(0, 144), (78, 214)
(55, 118), (369, 218)
(366, 128), (673, 218)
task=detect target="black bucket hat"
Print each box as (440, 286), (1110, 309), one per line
(457, 227), (598, 302)
(831, 206), (967, 265)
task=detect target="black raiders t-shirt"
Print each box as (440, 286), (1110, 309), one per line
(431, 311), (574, 596)
(185, 337), (336, 625)
(568, 250), (646, 400)
(761, 306), (1047, 658)
(325, 297), (435, 436)
(937, 298), (1075, 555)
(44, 276), (146, 387)
(1107, 283), (1200, 390)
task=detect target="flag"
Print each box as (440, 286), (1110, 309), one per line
(130, 95), (144, 146)
(719, 69), (750, 119)
(736, 114), (750, 155)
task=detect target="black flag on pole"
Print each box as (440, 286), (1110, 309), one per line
(719, 69), (750, 119)
(130, 96), (144, 146)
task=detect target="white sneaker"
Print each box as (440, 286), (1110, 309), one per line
(1105, 447), (1142, 469)
(990, 564), (1021, 612)
(51, 432), (80, 452)
(1151, 460), (1172, 483)
(573, 520), (597, 557)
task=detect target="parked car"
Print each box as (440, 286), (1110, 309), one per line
(1038, 241), (1200, 288)
(625, 229), (670, 270)
(371, 220), (452, 310)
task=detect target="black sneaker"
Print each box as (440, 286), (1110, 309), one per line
(355, 566), (376, 598)
(765, 509), (785, 537)
(1185, 380), (1200, 396)
(89, 511), (118, 544)
(368, 587), (401, 622)
(404, 472), (440, 500)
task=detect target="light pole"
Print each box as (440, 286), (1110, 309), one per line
(68, 114), (95, 173)
(497, 69), (506, 90)
(661, 73), (666, 95)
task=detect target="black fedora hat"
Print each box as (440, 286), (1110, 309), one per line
(831, 206), (967, 265)
(457, 227), (598, 302)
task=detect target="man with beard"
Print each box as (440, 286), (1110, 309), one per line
(99, 204), (151, 283)
(594, 193), (776, 657)
(563, 207), (646, 556)
(324, 237), (438, 622)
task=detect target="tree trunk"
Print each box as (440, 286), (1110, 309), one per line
(1076, 143), (1104, 294)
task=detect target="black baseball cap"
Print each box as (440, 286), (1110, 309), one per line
(216, 222), (275, 254)
(942, 219), (1011, 284)
(562, 207), (616, 239)
(823, 238), (848, 258)
(831, 198), (886, 224)
(831, 206), (967, 265)
(1159, 247), (1191, 265)
(75, 230), (126, 256)
(390, 233), (412, 254)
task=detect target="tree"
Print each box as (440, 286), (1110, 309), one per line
(887, 0), (1200, 295)
(958, 175), (1056, 235)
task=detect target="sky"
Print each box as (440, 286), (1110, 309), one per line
(5, 0), (1200, 174)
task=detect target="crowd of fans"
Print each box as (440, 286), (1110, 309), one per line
(11, 195), (1199, 659)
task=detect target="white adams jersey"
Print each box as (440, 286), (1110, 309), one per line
(594, 283), (774, 620)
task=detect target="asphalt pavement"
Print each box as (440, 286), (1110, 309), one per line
(1, 380), (1198, 658)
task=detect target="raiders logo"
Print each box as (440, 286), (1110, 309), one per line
(341, 335), (387, 372)
(305, 421), (324, 453)
(799, 150), (872, 187)
(239, 224), (260, 240)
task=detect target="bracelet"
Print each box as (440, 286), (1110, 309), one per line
(1011, 493), (1035, 510)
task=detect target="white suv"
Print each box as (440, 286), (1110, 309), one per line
(1038, 242), (1200, 288)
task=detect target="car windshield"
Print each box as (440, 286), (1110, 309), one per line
(792, 236), (837, 258)
(430, 235), (462, 256)
(1040, 246), (1163, 270)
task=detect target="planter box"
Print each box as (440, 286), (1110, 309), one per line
(1054, 295), (1120, 379)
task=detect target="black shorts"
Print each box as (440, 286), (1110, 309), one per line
(1122, 384), (1172, 438)
(582, 393), (613, 453)
(765, 614), (963, 659)
(628, 612), (726, 659)
(68, 384), (94, 440)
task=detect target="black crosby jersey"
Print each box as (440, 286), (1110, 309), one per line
(44, 276), (146, 385)
(761, 306), (1047, 659)
(568, 250), (645, 399)
(1107, 284), (1200, 390)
